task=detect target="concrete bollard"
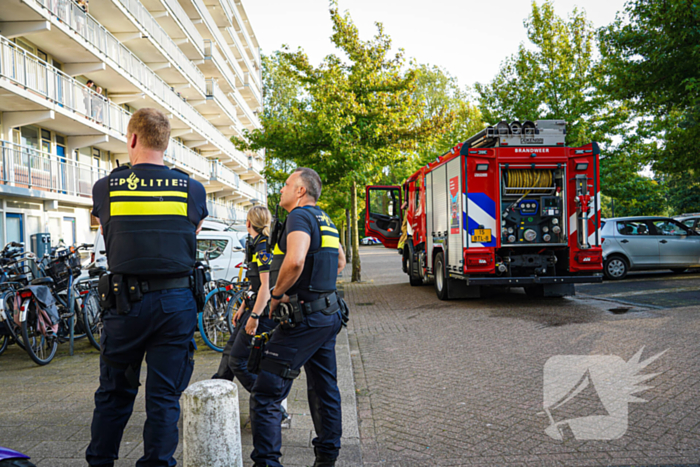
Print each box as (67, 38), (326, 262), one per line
(182, 379), (243, 467)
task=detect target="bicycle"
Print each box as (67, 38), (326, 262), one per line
(18, 243), (92, 365)
(75, 263), (105, 351)
(0, 243), (37, 355)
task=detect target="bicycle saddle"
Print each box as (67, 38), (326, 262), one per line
(31, 277), (55, 286)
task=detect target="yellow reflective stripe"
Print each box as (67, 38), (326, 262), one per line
(321, 235), (339, 249)
(320, 226), (338, 234)
(111, 201), (187, 216)
(111, 190), (188, 198)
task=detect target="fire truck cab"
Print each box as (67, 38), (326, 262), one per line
(366, 120), (603, 299)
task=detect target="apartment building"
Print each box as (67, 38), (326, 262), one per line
(0, 0), (265, 248)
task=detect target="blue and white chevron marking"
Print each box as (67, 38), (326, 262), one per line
(466, 192), (497, 247)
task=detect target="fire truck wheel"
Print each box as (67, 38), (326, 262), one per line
(603, 255), (628, 280)
(408, 252), (422, 286)
(434, 252), (450, 300)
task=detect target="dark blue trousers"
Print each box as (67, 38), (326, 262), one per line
(214, 309), (276, 392)
(250, 311), (342, 467)
(86, 288), (197, 467)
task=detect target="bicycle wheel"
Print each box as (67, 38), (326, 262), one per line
(20, 297), (58, 366)
(2, 291), (24, 350)
(82, 291), (102, 350)
(198, 288), (234, 352)
(225, 291), (245, 334)
(0, 334), (8, 356)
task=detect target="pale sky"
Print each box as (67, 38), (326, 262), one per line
(245, 0), (628, 90)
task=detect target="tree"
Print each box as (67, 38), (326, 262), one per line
(235, 3), (453, 282)
(599, 0), (700, 175)
(474, 0), (628, 148)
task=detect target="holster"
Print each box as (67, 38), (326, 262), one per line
(338, 297), (350, 333)
(193, 262), (207, 312)
(98, 273), (130, 315)
(247, 331), (270, 374)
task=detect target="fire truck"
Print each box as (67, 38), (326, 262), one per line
(365, 120), (603, 299)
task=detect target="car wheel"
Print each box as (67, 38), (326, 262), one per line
(604, 256), (628, 280)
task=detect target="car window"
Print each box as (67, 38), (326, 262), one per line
(197, 239), (229, 260)
(682, 219), (699, 233)
(653, 220), (690, 236)
(616, 221), (650, 235)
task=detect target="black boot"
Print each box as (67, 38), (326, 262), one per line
(312, 448), (337, 467)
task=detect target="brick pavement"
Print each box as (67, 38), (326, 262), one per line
(345, 246), (700, 467)
(0, 326), (360, 466)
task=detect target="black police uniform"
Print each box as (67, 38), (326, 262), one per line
(87, 163), (207, 467)
(250, 205), (343, 467)
(213, 233), (275, 390)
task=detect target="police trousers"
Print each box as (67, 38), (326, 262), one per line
(86, 288), (197, 467)
(214, 307), (275, 392)
(250, 309), (342, 467)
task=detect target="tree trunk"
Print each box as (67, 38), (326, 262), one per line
(351, 180), (361, 282)
(345, 208), (352, 263)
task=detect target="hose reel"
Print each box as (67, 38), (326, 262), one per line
(504, 169), (554, 196)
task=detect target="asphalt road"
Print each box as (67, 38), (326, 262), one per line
(345, 245), (700, 466)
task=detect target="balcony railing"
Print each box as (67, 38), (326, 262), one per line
(210, 161), (240, 189)
(34, 0), (247, 168)
(228, 0), (260, 67)
(206, 78), (240, 128)
(206, 199), (246, 223)
(230, 86), (259, 127)
(249, 156), (264, 173)
(161, 0), (205, 56)
(243, 72), (262, 106)
(0, 141), (107, 198)
(164, 139), (210, 179)
(204, 40), (242, 93)
(225, 27), (260, 91)
(0, 36), (131, 136)
(115, 0), (206, 93)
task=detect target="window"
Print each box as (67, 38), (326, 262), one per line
(616, 221), (650, 236)
(369, 188), (400, 218)
(197, 239), (229, 261)
(92, 148), (101, 168)
(682, 219), (698, 232)
(653, 220), (689, 236)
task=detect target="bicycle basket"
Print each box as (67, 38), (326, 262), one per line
(46, 255), (80, 289)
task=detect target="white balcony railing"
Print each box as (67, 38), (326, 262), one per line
(210, 161), (240, 189)
(249, 156), (264, 173)
(243, 72), (262, 106)
(228, 1), (260, 68)
(230, 85), (259, 127)
(206, 199), (246, 223)
(225, 27), (260, 90)
(164, 139), (210, 179)
(238, 179), (258, 198)
(0, 36), (131, 136)
(161, 0), (206, 55)
(0, 141), (108, 198)
(34, 0), (248, 168)
(206, 78), (240, 127)
(115, 0), (206, 93)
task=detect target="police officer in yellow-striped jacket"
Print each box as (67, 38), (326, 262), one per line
(87, 108), (208, 467)
(249, 168), (346, 467)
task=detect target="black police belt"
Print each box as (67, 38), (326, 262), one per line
(99, 273), (194, 316)
(272, 291), (339, 326)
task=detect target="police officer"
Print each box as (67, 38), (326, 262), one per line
(213, 206), (277, 390)
(250, 167), (346, 467)
(86, 108), (208, 467)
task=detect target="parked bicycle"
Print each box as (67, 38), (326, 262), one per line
(0, 242), (37, 356)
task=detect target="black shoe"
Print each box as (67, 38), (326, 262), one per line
(313, 448), (337, 467)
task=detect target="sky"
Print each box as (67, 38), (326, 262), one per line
(244, 0), (628, 90)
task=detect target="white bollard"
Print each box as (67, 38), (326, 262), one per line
(182, 380), (243, 467)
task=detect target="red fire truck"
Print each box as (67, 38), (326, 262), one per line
(365, 120), (603, 299)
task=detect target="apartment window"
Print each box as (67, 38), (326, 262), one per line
(37, 49), (48, 63)
(14, 38), (35, 55)
(41, 129), (51, 155)
(92, 148), (100, 169)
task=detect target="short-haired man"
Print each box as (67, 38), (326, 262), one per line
(250, 167), (346, 467)
(87, 108), (208, 467)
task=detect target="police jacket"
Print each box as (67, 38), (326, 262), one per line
(270, 205), (339, 302)
(245, 233), (272, 295)
(93, 164), (207, 277)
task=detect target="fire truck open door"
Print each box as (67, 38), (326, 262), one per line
(365, 185), (402, 248)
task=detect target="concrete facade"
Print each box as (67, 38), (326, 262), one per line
(0, 0), (265, 248)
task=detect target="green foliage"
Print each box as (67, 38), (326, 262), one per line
(664, 171), (700, 215)
(475, 1), (628, 148)
(599, 0), (700, 174)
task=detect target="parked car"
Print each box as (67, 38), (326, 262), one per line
(675, 213), (700, 234)
(360, 236), (381, 245)
(87, 223), (249, 281)
(601, 216), (700, 280)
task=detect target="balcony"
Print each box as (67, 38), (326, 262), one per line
(249, 156), (264, 174)
(229, 85), (258, 128)
(206, 199), (246, 224)
(0, 35), (129, 149)
(242, 72), (261, 109)
(202, 39), (242, 93)
(224, 26), (259, 91)
(228, 0), (259, 67)
(142, 0), (206, 59)
(164, 139), (210, 180)
(205, 78), (241, 130)
(0, 141), (107, 202)
(91, 0), (207, 96)
(209, 160), (240, 191)
(25, 0), (248, 168)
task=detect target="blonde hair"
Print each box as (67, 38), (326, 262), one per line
(127, 108), (171, 151)
(247, 206), (271, 237)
